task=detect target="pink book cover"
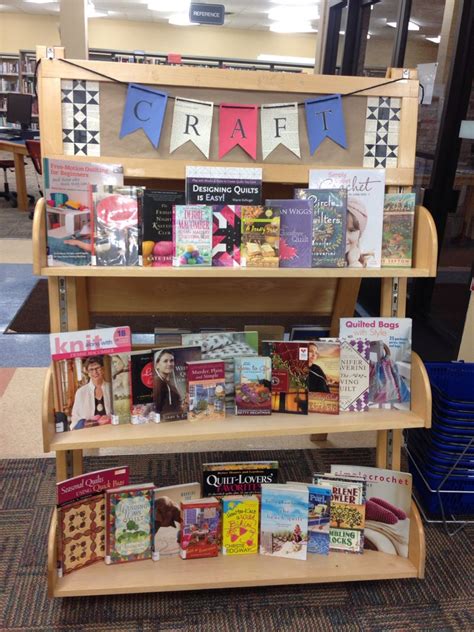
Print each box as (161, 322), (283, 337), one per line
(212, 205), (241, 267)
(57, 466), (130, 506)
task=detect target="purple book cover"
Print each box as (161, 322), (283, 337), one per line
(265, 199), (312, 268)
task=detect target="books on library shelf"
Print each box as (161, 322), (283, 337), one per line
(105, 483), (155, 565)
(339, 339), (370, 412)
(185, 166), (262, 205)
(129, 350), (156, 424)
(212, 204), (242, 267)
(141, 189), (185, 267)
(91, 185), (143, 266)
(313, 474), (366, 554)
(330, 465), (412, 558)
(201, 461), (279, 498)
(50, 326), (132, 432)
(308, 169), (386, 268)
(307, 339), (340, 415)
(265, 199), (313, 268)
(43, 159), (123, 267)
(382, 193), (416, 267)
(173, 205), (213, 266)
(222, 495), (260, 555)
(153, 346), (201, 422)
(179, 497), (221, 559)
(294, 189), (347, 268)
(260, 484), (309, 561)
(186, 360), (226, 421)
(110, 353), (132, 424)
(240, 205), (280, 268)
(154, 482), (201, 558)
(287, 482), (331, 555)
(234, 356), (272, 416)
(340, 318), (412, 410)
(57, 466), (130, 506)
(265, 341), (309, 415)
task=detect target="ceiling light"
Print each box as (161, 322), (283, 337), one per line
(148, 0), (190, 11)
(258, 54), (315, 65)
(87, 2), (107, 18)
(270, 0), (319, 4)
(367, 32), (371, 40)
(339, 30), (345, 35)
(270, 22), (317, 33)
(169, 12), (198, 26)
(426, 35), (441, 44)
(269, 6), (319, 22)
(387, 20), (420, 31)
(24, 0), (54, 4)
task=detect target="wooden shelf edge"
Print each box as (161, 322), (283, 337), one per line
(411, 353), (432, 429)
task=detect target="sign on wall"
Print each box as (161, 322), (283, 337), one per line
(189, 3), (225, 26)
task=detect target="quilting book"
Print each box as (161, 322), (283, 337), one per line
(268, 341), (309, 415)
(260, 484), (308, 560)
(234, 356), (272, 416)
(57, 466), (129, 506)
(222, 495), (259, 555)
(382, 193), (416, 267)
(185, 166), (262, 205)
(179, 497), (220, 559)
(154, 482), (201, 558)
(173, 204), (213, 266)
(339, 339), (370, 412)
(307, 340), (340, 415)
(240, 205), (280, 268)
(141, 189), (185, 267)
(129, 350), (156, 424)
(212, 204), (241, 266)
(265, 199), (312, 268)
(153, 346), (201, 422)
(110, 352), (131, 424)
(186, 360), (226, 421)
(202, 461), (279, 497)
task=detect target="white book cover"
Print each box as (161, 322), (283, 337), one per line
(308, 169), (385, 268)
(154, 482), (201, 557)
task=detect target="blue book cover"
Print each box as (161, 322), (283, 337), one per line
(307, 485), (331, 555)
(265, 199), (312, 268)
(260, 484), (308, 560)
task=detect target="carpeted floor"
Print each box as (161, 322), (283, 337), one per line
(1, 448), (473, 631)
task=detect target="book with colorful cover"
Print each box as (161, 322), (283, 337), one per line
(173, 205), (213, 266)
(382, 193), (416, 267)
(129, 350), (156, 424)
(153, 346), (201, 422)
(234, 356), (272, 416)
(240, 205), (280, 268)
(287, 482), (331, 555)
(222, 495), (259, 555)
(308, 169), (385, 268)
(186, 360), (226, 421)
(57, 466), (130, 506)
(50, 327), (132, 431)
(307, 340), (340, 415)
(265, 199), (312, 268)
(179, 497), (220, 559)
(212, 204), (241, 267)
(91, 185), (143, 266)
(268, 341), (309, 415)
(294, 188), (347, 267)
(142, 189), (185, 267)
(110, 352), (131, 424)
(339, 339), (370, 412)
(202, 461), (279, 498)
(260, 484), (308, 560)
(105, 483), (155, 564)
(185, 166), (262, 205)
(154, 482), (201, 558)
(44, 159), (123, 267)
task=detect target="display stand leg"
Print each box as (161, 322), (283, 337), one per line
(56, 452), (67, 482)
(72, 450), (84, 476)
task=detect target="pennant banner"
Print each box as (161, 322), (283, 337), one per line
(219, 103), (258, 159)
(170, 96), (214, 158)
(305, 94), (347, 155)
(119, 83), (168, 148)
(260, 102), (301, 159)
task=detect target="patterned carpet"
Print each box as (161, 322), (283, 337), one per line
(1, 448), (473, 631)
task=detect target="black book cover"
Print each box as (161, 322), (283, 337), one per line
(142, 190), (185, 266)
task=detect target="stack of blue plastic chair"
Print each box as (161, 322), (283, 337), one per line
(405, 362), (474, 518)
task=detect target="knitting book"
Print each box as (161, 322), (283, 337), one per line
(265, 199), (313, 268)
(110, 353), (131, 424)
(186, 166), (262, 205)
(260, 484), (308, 560)
(186, 360), (226, 421)
(57, 466), (129, 506)
(202, 461), (279, 498)
(382, 193), (416, 267)
(212, 205), (241, 267)
(268, 341), (309, 415)
(307, 340), (340, 415)
(173, 205), (213, 266)
(179, 497), (220, 559)
(241, 206), (280, 268)
(222, 495), (260, 555)
(154, 482), (201, 557)
(141, 189), (185, 267)
(234, 356), (272, 416)
(153, 346), (201, 422)
(308, 169), (385, 268)
(339, 339), (370, 412)
(129, 350), (156, 424)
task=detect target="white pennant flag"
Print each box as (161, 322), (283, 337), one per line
(170, 96), (214, 158)
(261, 102), (301, 160)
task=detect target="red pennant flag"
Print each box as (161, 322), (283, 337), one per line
(219, 103), (258, 159)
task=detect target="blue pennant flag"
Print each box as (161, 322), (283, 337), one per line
(305, 94), (347, 154)
(120, 83), (168, 148)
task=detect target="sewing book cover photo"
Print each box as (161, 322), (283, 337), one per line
(186, 360), (226, 421)
(173, 204), (213, 266)
(260, 484), (308, 560)
(153, 346), (201, 422)
(154, 482), (201, 557)
(141, 189), (185, 266)
(265, 199), (313, 268)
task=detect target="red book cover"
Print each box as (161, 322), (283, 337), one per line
(179, 498), (220, 559)
(269, 342), (309, 415)
(57, 466), (130, 506)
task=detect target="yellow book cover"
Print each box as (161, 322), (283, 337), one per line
(222, 495), (259, 555)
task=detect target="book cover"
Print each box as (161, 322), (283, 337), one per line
(222, 495), (259, 555)
(287, 482), (331, 555)
(142, 189), (185, 267)
(154, 482), (201, 557)
(308, 169), (385, 268)
(234, 356), (272, 416)
(339, 339), (370, 412)
(129, 350), (156, 424)
(382, 193), (416, 267)
(43, 159), (123, 267)
(260, 484), (308, 560)
(105, 483), (155, 564)
(294, 189), (347, 268)
(212, 205), (241, 267)
(265, 199), (313, 268)
(153, 346), (201, 421)
(340, 318), (412, 410)
(330, 465), (412, 558)
(202, 461), (279, 498)
(307, 340), (340, 415)
(241, 206), (280, 268)
(186, 166), (262, 205)
(179, 498), (220, 559)
(57, 466), (130, 506)
(110, 353), (131, 424)
(173, 205), (213, 266)
(187, 360), (226, 421)
(269, 342), (309, 415)
(91, 185), (143, 266)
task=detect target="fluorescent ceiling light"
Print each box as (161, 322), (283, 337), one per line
(270, 0), (319, 5)
(270, 22), (317, 33)
(148, 0), (190, 11)
(426, 35), (441, 44)
(257, 54), (315, 65)
(269, 6), (319, 22)
(169, 12), (198, 26)
(387, 20), (420, 31)
(24, 0), (54, 4)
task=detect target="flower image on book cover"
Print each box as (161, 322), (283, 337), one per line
(266, 199), (312, 268)
(308, 340), (340, 414)
(241, 206), (280, 267)
(153, 346), (201, 421)
(173, 204), (213, 266)
(222, 495), (259, 555)
(269, 342), (309, 415)
(382, 193), (415, 267)
(179, 498), (220, 559)
(212, 204), (241, 266)
(187, 360), (226, 421)
(142, 189), (185, 267)
(235, 356), (272, 416)
(202, 461), (279, 497)
(154, 482), (201, 557)
(260, 484), (308, 560)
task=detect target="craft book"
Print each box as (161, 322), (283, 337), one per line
(173, 204), (213, 266)
(265, 199), (312, 268)
(91, 185), (143, 266)
(105, 483), (155, 565)
(340, 318), (412, 410)
(141, 189), (185, 267)
(307, 340), (340, 415)
(185, 166), (262, 205)
(268, 341), (309, 415)
(57, 466), (130, 506)
(287, 482), (331, 555)
(260, 484), (308, 560)
(241, 206), (280, 268)
(234, 356), (272, 416)
(179, 497), (220, 559)
(339, 339), (370, 412)
(110, 352), (132, 424)
(222, 495), (259, 555)
(129, 350), (156, 424)
(186, 360), (226, 422)
(212, 204), (241, 266)
(202, 461), (279, 498)
(382, 193), (416, 267)
(154, 482), (201, 558)
(308, 169), (385, 268)
(44, 159), (123, 267)
(153, 346), (201, 422)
